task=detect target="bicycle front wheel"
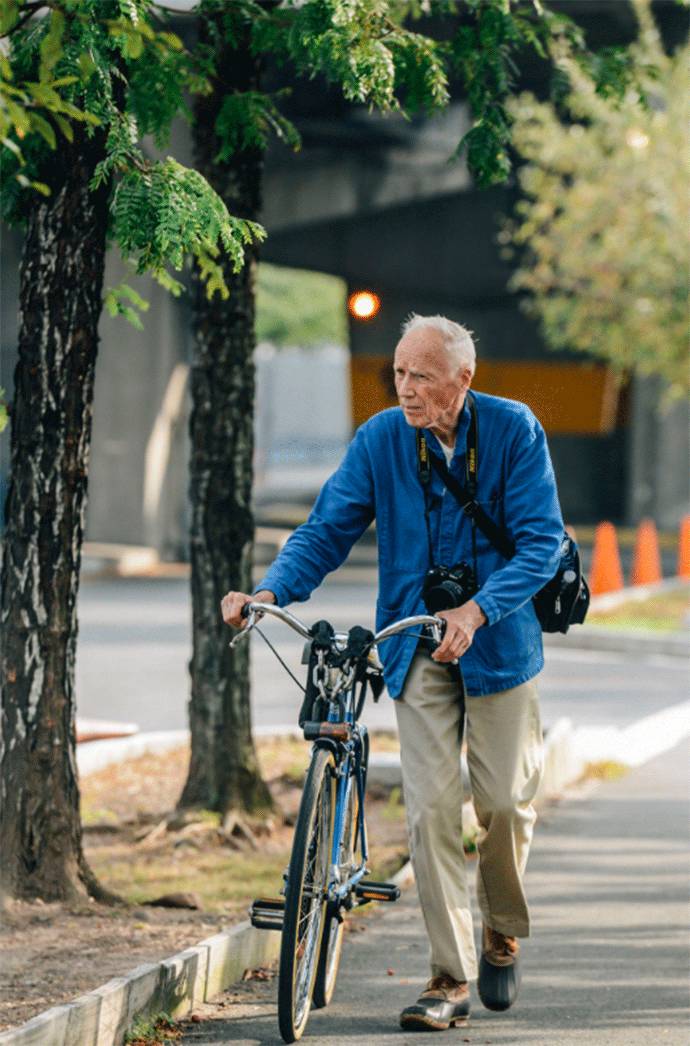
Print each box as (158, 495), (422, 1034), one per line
(312, 778), (358, 1009)
(278, 746), (335, 1043)
(312, 728), (367, 1009)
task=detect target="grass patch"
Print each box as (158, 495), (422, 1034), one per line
(587, 585), (689, 633)
(83, 738), (411, 916)
(381, 786), (404, 822)
(89, 846), (290, 914)
(256, 735), (309, 785)
(125, 1012), (181, 1045)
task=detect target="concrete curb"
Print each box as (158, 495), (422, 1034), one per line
(76, 723), (306, 779)
(587, 576), (686, 612)
(543, 627), (687, 658)
(0, 921), (281, 1046)
(77, 731), (190, 777)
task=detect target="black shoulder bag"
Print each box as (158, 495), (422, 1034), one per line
(416, 394), (590, 634)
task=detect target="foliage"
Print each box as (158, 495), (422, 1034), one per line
(124, 1013), (181, 1046)
(0, 387), (7, 432)
(0, 2), (101, 196)
(501, 0), (689, 396)
(0, 0), (263, 302)
(201, 0), (644, 190)
(256, 264), (347, 348)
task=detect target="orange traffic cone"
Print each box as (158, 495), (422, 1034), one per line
(589, 521), (624, 595)
(678, 515), (690, 580)
(631, 518), (662, 586)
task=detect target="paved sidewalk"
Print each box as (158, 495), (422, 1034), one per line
(182, 739), (689, 1045)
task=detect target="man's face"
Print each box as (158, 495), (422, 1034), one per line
(393, 328), (472, 434)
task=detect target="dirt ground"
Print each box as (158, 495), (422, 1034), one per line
(1, 736), (409, 1033)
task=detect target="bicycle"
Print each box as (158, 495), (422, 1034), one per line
(230, 602), (444, 1043)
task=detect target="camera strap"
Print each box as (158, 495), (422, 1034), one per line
(416, 394), (515, 562)
(416, 429), (436, 566)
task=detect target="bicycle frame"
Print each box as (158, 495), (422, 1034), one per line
(323, 707), (368, 904)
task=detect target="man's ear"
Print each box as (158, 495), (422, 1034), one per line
(458, 367), (473, 393)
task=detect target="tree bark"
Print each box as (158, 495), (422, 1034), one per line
(179, 14), (272, 816)
(0, 130), (114, 901)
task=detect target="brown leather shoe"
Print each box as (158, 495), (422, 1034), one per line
(399, 974), (470, 1031)
(478, 924), (521, 1012)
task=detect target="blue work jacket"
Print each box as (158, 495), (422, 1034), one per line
(255, 391), (564, 698)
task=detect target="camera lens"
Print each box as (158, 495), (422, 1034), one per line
(424, 579), (467, 613)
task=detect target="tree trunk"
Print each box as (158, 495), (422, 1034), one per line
(179, 14), (272, 816)
(0, 131), (114, 902)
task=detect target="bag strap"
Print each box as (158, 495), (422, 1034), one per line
(416, 394), (516, 561)
(427, 451), (516, 560)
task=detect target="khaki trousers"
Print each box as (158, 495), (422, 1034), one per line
(394, 651), (543, 982)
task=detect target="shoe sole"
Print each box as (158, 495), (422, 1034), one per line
(400, 1013), (470, 1031)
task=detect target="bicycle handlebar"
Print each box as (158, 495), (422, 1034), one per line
(230, 601), (445, 652)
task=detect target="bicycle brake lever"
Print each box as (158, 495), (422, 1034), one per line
(429, 618), (446, 647)
(229, 608), (257, 649)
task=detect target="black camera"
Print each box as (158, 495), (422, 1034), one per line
(422, 561), (478, 614)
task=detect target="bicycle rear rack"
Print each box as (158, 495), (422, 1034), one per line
(250, 896), (285, 931)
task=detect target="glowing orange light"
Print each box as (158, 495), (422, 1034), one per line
(348, 290), (381, 320)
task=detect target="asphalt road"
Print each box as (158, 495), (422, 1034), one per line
(181, 737), (690, 1045)
(75, 576), (687, 735)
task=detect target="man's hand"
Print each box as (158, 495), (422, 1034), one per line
(221, 588), (276, 629)
(432, 599), (487, 663)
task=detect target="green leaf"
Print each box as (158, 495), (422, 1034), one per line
(158, 31), (183, 52)
(0, 1), (18, 36)
(115, 282), (150, 311)
(48, 76), (79, 89)
(29, 113), (57, 150)
(1, 136), (23, 162)
(77, 53), (97, 82)
(30, 180), (51, 196)
(53, 113), (74, 142)
(121, 305), (145, 330)
(104, 282), (150, 329)
(150, 268), (185, 297)
(39, 9), (66, 81)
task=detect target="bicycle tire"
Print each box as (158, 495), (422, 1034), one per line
(312, 783), (358, 1009)
(313, 731), (368, 1010)
(278, 746), (335, 1043)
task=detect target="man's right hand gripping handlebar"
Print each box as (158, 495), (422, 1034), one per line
(220, 589), (276, 630)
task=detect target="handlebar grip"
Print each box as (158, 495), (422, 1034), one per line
(241, 602), (252, 620)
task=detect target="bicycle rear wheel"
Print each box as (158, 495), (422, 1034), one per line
(278, 746), (335, 1043)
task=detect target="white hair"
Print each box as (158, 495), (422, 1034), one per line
(400, 313), (477, 376)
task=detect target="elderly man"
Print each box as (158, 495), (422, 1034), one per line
(222, 314), (564, 1031)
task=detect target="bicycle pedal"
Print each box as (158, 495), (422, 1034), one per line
(249, 896), (284, 930)
(354, 880), (401, 903)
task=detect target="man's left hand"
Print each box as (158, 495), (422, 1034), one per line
(433, 599), (487, 663)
